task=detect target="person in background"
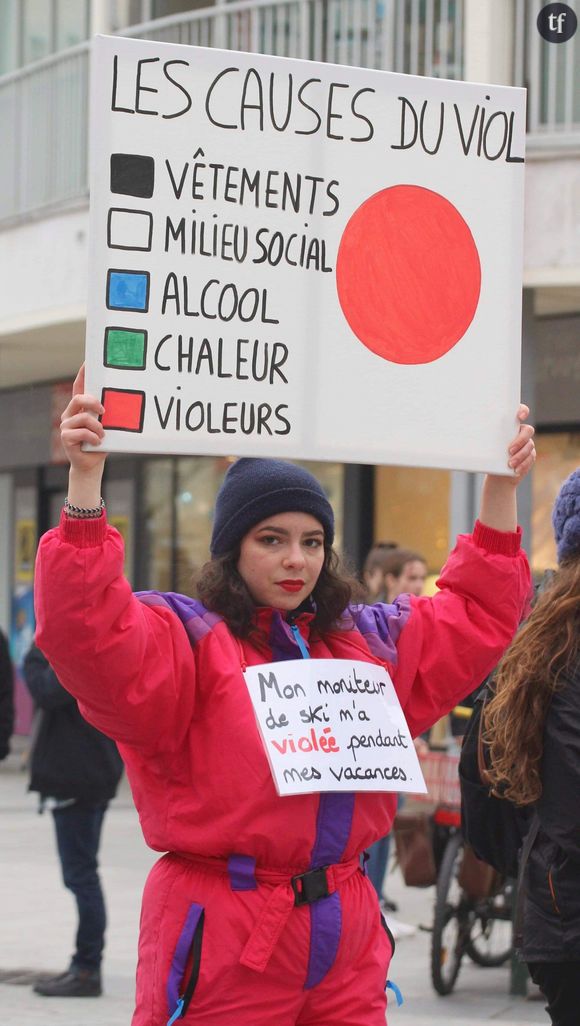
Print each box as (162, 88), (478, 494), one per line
(484, 468), (580, 1026)
(0, 626), (14, 762)
(363, 544), (428, 608)
(22, 643), (124, 998)
(363, 544), (429, 936)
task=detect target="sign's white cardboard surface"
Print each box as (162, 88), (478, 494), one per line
(86, 34), (526, 473)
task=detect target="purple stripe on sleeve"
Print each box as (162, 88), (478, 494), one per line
(166, 902), (204, 1014)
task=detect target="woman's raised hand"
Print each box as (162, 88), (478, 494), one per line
(507, 404), (536, 481)
(61, 365), (107, 482)
(479, 404), (536, 533)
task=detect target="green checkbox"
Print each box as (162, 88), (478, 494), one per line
(104, 328), (147, 369)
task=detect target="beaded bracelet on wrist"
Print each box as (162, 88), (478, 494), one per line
(64, 497), (105, 519)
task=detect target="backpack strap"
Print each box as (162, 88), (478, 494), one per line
(512, 810), (540, 949)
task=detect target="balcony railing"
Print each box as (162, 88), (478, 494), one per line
(0, 42), (89, 223)
(0, 0), (463, 225)
(123, 0), (463, 77)
(0, 0), (578, 226)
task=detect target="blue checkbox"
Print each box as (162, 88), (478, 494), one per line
(107, 269), (150, 312)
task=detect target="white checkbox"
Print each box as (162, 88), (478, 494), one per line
(107, 208), (153, 252)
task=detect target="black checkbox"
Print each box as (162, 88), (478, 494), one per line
(110, 153), (155, 199)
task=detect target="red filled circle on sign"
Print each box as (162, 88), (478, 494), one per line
(335, 185), (482, 365)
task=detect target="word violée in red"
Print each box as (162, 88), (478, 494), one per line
(271, 726), (340, 755)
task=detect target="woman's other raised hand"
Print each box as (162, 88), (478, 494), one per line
(479, 404), (536, 533)
(61, 365), (107, 506)
(506, 404), (536, 480)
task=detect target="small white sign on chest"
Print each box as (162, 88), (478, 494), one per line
(243, 658), (427, 796)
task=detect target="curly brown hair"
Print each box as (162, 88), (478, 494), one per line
(483, 557), (580, 806)
(195, 543), (365, 637)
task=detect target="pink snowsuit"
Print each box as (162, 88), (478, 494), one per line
(34, 513), (530, 1025)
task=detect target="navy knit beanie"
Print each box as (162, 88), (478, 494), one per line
(210, 458), (334, 556)
(552, 468), (580, 564)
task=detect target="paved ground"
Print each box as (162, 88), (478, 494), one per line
(0, 747), (548, 1025)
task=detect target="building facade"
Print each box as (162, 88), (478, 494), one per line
(1, 0), (579, 730)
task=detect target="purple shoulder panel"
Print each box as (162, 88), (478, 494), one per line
(136, 591), (223, 645)
(136, 591), (172, 609)
(348, 596), (412, 666)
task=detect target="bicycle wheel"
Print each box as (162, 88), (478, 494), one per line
(467, 881), (513, 967)
(431, 831), (469, 995)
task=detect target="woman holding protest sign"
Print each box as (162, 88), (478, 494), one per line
(34, 365), (534, 1026)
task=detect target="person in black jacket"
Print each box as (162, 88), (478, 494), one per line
(0, 627), (14, 761)
(484, 467), (580, 1026)
(22, 643), (123, 998)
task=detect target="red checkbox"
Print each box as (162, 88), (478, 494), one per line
(101, 388), (145, 432)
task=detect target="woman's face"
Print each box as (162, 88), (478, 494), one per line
(237, 511), (325, 610)
(385, 559), (427, 601)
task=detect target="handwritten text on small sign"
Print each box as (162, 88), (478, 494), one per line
(243, 658), (427, 796)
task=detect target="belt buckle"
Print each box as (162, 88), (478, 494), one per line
(291, 866), (330, 906)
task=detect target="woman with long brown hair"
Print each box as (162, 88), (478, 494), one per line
(484, 468), (580, 1026)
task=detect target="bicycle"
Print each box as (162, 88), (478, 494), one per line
(416, 746), (514, 996)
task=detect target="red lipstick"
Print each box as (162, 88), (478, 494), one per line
(278, 580), (305, 592)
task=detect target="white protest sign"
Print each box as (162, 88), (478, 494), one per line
(243, 658), (427, 796)
(86, 34), (526, 473)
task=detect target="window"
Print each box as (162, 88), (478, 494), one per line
(22, 0), (52, 65)
(109, 0), (146, 33)
(143, 458), (174, 592)
(175, 456), (229, 595)
(55, 0), (89, 50)
(1, 0), (90, 72)
(0, 0), (19, 74)
(110, 0), (206, 32)
(374, 465), (450, 589)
